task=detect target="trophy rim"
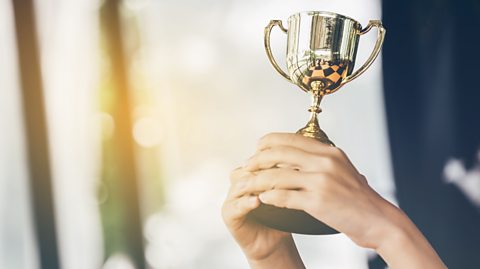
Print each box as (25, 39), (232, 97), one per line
(289, 11), (362, 28)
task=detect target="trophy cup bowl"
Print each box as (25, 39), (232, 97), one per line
(248, 11), (385, 235)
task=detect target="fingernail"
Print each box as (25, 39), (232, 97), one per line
(258, 193), (266, 202)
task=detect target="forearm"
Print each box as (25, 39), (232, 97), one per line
(248, 236), (305, 269)
(375, 204), (447, 269)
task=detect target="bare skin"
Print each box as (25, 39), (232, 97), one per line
(222, 133), (447, 269)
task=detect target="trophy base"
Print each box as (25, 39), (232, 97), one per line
(248, 204), (338, 235)
(296, 104), (335, 146)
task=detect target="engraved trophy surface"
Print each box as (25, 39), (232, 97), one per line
(249, 11), (386, 235)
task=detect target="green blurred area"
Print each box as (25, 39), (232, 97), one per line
(97, 1), (165, 267)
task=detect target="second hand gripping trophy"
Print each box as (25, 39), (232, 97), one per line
(248, 11), (386, 235)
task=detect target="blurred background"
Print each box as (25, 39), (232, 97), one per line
(1, 0), (479, 268)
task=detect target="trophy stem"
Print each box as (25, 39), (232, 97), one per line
(296, 81), (335, 146)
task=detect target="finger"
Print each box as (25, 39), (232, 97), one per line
(245, 145), (315, 171)
(229, 166), (250, 183)
(258, 133), (358, 173)
(258, 133), (333, 154)
(222, 195), (260, 225)
(246, 145), (337, 173)
(258, 189), (310, 212)
(232, 168), (310, 198)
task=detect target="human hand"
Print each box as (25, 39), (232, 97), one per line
(240, 133), (446, 269)
(222, 166), (305, 269)
(239, 132), (389, 249)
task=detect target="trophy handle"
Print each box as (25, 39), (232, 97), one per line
(341, 20), (386, 85)
(264, 20), (291, 82)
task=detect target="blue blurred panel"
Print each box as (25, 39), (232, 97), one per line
(382, 1), (480, 268)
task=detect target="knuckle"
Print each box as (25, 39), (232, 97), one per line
(252, 151), (267, 165)
(357, 174), (368, 186)
(258, 148), (281, 167)
(229, 168), (243, 181)
(257, 170), (275, 189)
(285, 133), (297, 144)
(264, 167), (281, 178)
(329, 147), (349, 164)
(242, 180), (256, 194)
(312, 140), (330, 151)
(253, 170), (269, 182)
(258, 148), (271, 159)
(256, 169), (269, 181)
(311, 154), (325, 167)
(258, 132), (277, 146)
(329, 146), (344, 157)
(297, 154), (316, 171)
(322, 156), (337, 170)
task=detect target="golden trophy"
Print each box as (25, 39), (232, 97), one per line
(249, 11), (386, 234)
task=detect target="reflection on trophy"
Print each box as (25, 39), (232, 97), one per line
(249, 11), (386, 235)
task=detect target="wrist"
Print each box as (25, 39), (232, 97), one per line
(373, 204), (447, 269)
(247, 235), (305, 269)
(372, 200), (411, 251)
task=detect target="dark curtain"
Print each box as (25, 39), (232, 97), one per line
(377, 0), (480, 268)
